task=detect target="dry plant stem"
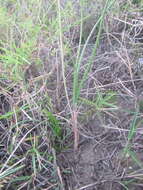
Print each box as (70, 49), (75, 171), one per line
(98, 78), (143, 89)
(118, 79), (135, 98)
(57, 0), (76, 151)
(57, 0), (72, 112)
(116, 44), (135, 91)
(42, 183), (57, 190)
(56, 57), (61, 109)
(72, 108), (79, 151)
(52, 148), (65, 190)
(124, 48), (136, 91)
(77, 180), (108, 190)
(57, 166), (64, 189)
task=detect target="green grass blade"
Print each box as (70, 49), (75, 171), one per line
(72, 0), (116, 105)
(0, 165), (25, 179)
(128, 113), (138, 141)
(128, 150), (143, 169)
(10, 176), (31, 183)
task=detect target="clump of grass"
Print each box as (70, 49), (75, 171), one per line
(70, 0), (116, 150)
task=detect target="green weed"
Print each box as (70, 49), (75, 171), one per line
(42, 109), (62, 140)
(0, 104), (29, 120)
(79, 91), (117, 111)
